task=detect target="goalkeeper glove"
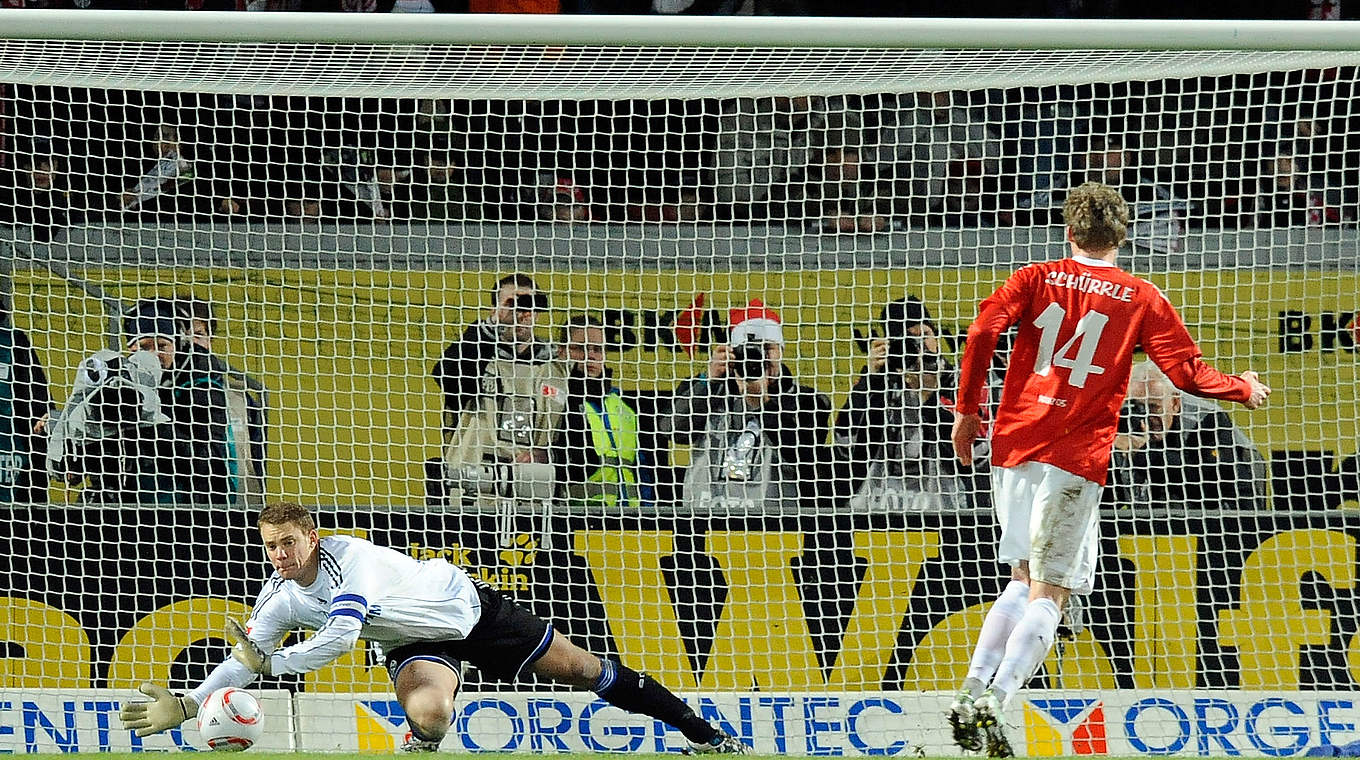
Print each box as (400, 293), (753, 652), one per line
(118, 683), (197, 737)
(226, 619), (273, 676)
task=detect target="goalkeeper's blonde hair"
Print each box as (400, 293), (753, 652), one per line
(1063, 181), (1129, 251)
(257, 501), (316, 533)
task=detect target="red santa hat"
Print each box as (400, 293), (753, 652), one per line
(554, 177), (586, 204)
(728, 298), (784, 347)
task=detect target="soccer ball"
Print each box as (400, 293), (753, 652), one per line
(196, 687), (264, 751)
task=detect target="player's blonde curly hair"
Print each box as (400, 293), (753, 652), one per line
(257, 501), (316, 532)
(1063, 181), (1129, 251)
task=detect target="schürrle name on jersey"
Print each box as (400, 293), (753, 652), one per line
(1043, 270), (1136, 302)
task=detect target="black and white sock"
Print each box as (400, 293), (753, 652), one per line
(593, 660), (719, 745)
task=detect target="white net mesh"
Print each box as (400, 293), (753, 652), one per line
(2, 21), (1359, 755)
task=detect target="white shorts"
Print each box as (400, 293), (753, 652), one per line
(993, 461), (1102, 594)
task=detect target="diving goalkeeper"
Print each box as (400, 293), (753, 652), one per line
(118, 501), (749, 754)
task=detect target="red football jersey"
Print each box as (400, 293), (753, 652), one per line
(956, 255), (1251, 484)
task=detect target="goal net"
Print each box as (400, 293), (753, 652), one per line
(1, 13), (1358, 754)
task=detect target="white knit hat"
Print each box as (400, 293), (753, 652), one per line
(728, 298), (784, 347)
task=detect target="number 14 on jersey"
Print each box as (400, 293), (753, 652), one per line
(1033, 302), (1110, 389)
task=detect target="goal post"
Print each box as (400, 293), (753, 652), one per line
(1, 12), (1359, 755)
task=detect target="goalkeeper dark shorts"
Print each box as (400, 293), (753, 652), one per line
(383, 580), (554, 684)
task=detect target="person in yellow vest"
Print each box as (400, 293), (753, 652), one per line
(552, 315), (648, 509)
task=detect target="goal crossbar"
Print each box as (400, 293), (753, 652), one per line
(5, 11), (1360, 50)
(3, 13), (1360, 97)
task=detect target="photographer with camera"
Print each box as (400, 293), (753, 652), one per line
(836, 295), (991, 511)
(431, 274), (567, 508)
(666, 299), (842, 514)
(1106, 360), (1267, 510)
(432, 274), (555, 435)
(47, 299), (242, 505)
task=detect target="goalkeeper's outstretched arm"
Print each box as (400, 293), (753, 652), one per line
(119, 614), (362, 737)
(117, 652), (258, 737)
(118, 583), (301, 737)
(223, 612), (364, 677)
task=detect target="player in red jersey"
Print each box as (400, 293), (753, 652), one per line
(945, 182), (1271, 757)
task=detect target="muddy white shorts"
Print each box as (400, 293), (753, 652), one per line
(993, 461), (1102, 594)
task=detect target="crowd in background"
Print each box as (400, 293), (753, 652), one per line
(0, 75), (1351, 508)
(426, 274), (1271, 516)
(0, 15), (1353, 509)
(0, 275), (1275, 510)
(2, 71), (1358, 239)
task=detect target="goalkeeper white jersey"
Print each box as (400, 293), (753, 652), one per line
(188, 535), (480, 704)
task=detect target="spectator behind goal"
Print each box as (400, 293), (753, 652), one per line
(836, 295), (990, 511)
(665, 299), (844, 513)
(0, 295), (54, 504)
(432, 274), (567, 508)
(551, 315), (657, 509)
(45, 320), (179, 504)
(174, 294), (269, 503)
(1107, 360), (1267, 510)
(47, 299), (247, 505)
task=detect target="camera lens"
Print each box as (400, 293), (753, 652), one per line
(888, 335), (931, 373)
(510, 292), (548, 312)
(1118, 398), (1150, 435)
(731, 343), (768, 379)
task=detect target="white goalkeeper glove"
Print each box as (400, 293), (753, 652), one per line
(226, 618), (273, 676)
(118, 683), (197, 737)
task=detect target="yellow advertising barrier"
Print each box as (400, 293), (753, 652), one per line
(16, 268), (1357, 505)
(5, 523), (1360, 692)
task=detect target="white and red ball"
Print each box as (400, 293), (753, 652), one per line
(196, 687), (264, 751)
